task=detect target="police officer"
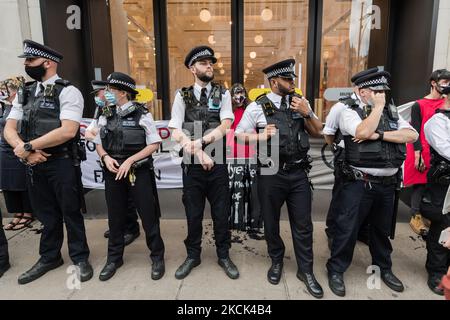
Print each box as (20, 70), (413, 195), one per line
(235, 59), (324, 298)
(86, 80), (141, 246)
(323, 70), (378, 249)
(93, 72), (165, 281)
(422, 84), (450, 295)
(4, 39), (93, 284)
(169, 46), (239, 280)
(326, 68), (418, 297)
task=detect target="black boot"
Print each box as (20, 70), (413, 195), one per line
(175, 258), (201, 280)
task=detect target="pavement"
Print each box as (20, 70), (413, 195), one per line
(0, 189), (445, 300)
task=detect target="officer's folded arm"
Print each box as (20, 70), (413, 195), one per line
(27, 119), (80, 151)
(201, 118), (232, 145)
(354, 104), (384, 140)
(382, 129), (418, 144)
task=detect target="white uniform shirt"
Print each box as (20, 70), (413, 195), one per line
(93, 101), (161, 146)
(339, 102), (417, 176)
(424, 111), (450, 161)
(168, 82), (234, 130)
(8, 74), (84, 123)
(235, 92), (318, 134)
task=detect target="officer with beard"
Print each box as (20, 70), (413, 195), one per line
(4, 39), (92, 284)
(169, 46), (239, 280)
(235, 59), (324, 298)
(422, 82), (450, 295)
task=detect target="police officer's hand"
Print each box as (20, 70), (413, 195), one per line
(414, 150), (426, 172)
(290, 96), (312, 117)
(104, 155), (120, 174)
(26, 150), (50, 165)
(115, 158), (134, 180)
(182, 141), (200, 155)
(85, 128), (98, 142)
(369, 91), (386, 108)
(196, 150), (214, 171)
(14, 142), (30, 159)
(444, 227), (450, 249)
(259, 124), (277, 141)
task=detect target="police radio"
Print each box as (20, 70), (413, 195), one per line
(17, 84), (27, 105)
(387, 98), (399, 121)
(290, 93), (303, 119)
(208, 86), (222, 112)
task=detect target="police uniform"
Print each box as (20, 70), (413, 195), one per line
(7, 40), (92, 284)
(88, 80), (140, 243)
(236, 59), (323, 298)
(93, 72), (165, 281)
(422, 101), (450, 295)
(169, 46), (239, 280)
(326, 69), (417, 296)
(323, 69), (380, 247)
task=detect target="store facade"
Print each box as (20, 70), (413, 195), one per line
(36, 0), (440, 119)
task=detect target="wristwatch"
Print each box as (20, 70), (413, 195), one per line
(24, 142), (33, 152)
(376, 130), (384, 141)
(303, 110), (314, 119)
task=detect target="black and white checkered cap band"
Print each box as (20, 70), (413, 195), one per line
(358, 76), (389, 88)
(109, 79), (136, 90)
(23, 45), (60, 62)
(188, 49), (213, 66)
(266, 65), (295, 78)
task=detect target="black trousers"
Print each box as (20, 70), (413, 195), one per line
(327, 180), (396, 274)
(26, 158), (90, 264)
(124, 196), (139, 234)
(182, 164), (231, 260)
(258, 167), (313, 273)
(0, 209), (8, 267)
(3, 190), (33, 214)
(420, 183), (450, 276)
(326, 167), (370, 240)
(104, 166), (164, 264)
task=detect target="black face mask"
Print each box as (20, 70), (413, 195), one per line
(25, 62), (46, 81)
(441, 85), (450, 95)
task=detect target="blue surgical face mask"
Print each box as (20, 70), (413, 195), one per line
(94, 96), (105, 108)
(104, 91), (117, 105)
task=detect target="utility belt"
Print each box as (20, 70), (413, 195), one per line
(259, 155), (312, 172)
(338, 161), (399, 185)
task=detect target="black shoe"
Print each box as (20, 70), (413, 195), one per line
(427, 274), (444, 296)
(381, 270), (404, 292)
(124, 231), (140, 246)
(104, 230), (110, 238)
(267, 262), (283, 285)
(328, 272), (345, 297)
(151, 260), (165, 280)
(18, 258), (64, 285)
(99, 261), (123, 281)
(75, 261), (94, 282)
(297, 271), (324, 299)
(0, 263), (11, 278)
(218, 257), (239, 280)
(175, 258), (201, 280)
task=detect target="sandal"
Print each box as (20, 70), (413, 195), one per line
(11, 216), (35, 231)
(4, 213), (24, 231)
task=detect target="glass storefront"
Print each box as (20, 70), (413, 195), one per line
(167, 1), (232, 105)
(243, 1), (309, 92)
(102, 0), (390, 119)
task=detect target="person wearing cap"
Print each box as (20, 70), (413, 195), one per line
(4, 39), (93, 284)
(323, 70), (380, 250)
(93, 72), (165, 281)
(169, 45), (238, 280)
(0, 77), (34, 232)
(421, 83), (450, 295)
(405, 70), (450, 237)
(325, 68), (418, 297)
(85, 80), (141, 246)
(235, 59), (324, 298)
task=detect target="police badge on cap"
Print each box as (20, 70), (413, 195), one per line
(262, 59), (298, 79)
(184, 46), (218, 68)
(353, 68), (392, 91)
(18, 39), (63, 63)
